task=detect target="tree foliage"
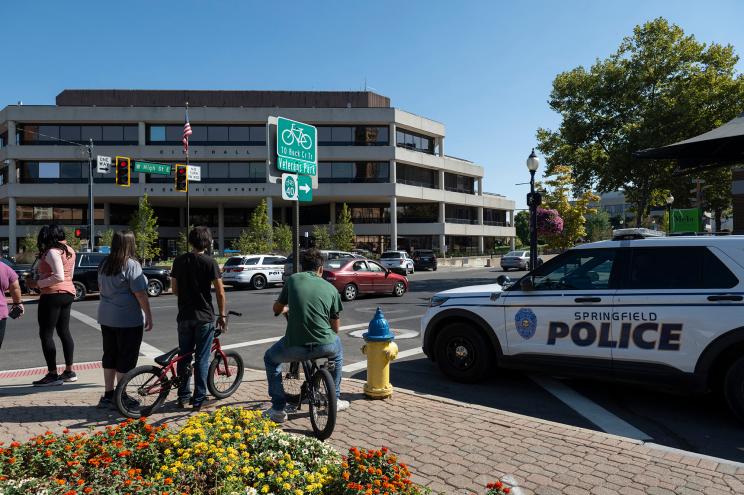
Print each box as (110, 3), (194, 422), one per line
(312, 224), (332, 250)
(540, 165), (599, 249)
(99, 228), (114, 248)
(63, 227), (82, 252)
(272, 224), (292, 255)
(332, 203), (355, 252)
(129, 194), (160, 262)
(515, 211), (530, 246)
(537, 18), (744, 226)
(585, 210), (612, 242)
(233, 199), (273, 254)
(16, 232), (39, 263)
(177, 225), (195, 255)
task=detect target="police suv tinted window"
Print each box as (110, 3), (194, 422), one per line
(262, 256), (284, 265)
(380, 252), (399, 259)
(224, 257), (243, 267)
(532, 249), (616, 290)
(627, 247), (738, 290)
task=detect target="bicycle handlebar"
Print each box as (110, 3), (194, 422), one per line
(227, 311), (242, 317)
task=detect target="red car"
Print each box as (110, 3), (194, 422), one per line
(322, 258), (408, 301)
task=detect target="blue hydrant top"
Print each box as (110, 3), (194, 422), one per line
(363, 307), (395, 342)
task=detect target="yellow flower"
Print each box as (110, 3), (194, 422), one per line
(207, 458), (215, 465)
(261, 486), (269, 494)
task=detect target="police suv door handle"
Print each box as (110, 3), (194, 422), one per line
(707, 294), (744, 302)
(574, 297), (602, 303)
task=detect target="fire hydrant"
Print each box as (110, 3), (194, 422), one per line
(361, 307), (398, 399)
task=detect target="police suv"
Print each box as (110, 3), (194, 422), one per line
(421, 231), (744, 420)
(222, 255), (286, 290)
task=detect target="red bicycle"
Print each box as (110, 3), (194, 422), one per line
(115, 311), (244, 418)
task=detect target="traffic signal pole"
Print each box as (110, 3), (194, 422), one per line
(293, 200), (300, 274)
(86, 139), (95, 252)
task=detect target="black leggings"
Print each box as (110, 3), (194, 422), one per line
(38, 293), (75, 372)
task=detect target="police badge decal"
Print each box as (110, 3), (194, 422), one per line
(515, 308), (537, 339)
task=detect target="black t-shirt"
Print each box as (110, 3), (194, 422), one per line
(170, 252), (221, 323)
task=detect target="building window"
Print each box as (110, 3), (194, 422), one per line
(153, 207), (180, 227)
(0, 131), (7, 148)
(396, 163), (438, 189)
(2, 204), (103, 225)
(146, 125), (266, 145)
(483, 208), (507, 226)
(316, 126), (389, 146)
(395, 128), (436, 154)
(224, 208), (250, 228)
(17, 124), (138, 145)
(445, 236), (479, 256)
(444, 172), (475, 194)
(18, 161), (126, 184)
(397, 204), (438, 223)
(445, 205), (478, 225)
(299, 205), (330, 225)
(318, 162), (389, 183)
(344, 204), (390, 224)
(145, 162), (266, 183)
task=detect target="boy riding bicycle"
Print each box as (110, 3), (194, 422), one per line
(264, 249), (350, 423)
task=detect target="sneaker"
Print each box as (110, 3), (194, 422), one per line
(336, 399), (350, 412)
(176, 398), (190, 409)
(97, 396), (115, 409)
(59, 370), (78, 383)
(33, 373), (63, 387)
(263, 407), (288, 423)
(192, 401), (203, 412)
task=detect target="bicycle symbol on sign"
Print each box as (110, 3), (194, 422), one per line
(281, 123), (313, 150)
(284, 175), (297, 197)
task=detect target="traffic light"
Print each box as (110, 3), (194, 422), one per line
(175, 164), (188, 192)
(115, 156), (131, 187)
(74, 228), (89, 239)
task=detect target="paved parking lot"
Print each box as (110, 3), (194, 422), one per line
(3, 265), (744, 464)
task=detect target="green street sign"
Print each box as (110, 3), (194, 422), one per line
(134, 161), (171, 175)
(298, 175), (312, 202)
(277, 117), (317, 176)
(671, 208), (703, 232)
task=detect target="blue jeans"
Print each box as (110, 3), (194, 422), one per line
(264, 335), (344, 411)
(177, 320), (215, 404)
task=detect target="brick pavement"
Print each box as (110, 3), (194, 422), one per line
(1, 368), (743, 494)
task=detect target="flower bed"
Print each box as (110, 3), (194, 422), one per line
(0, 407), (512, 495)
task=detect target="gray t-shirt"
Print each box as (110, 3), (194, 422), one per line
(97, 258), (148, 328)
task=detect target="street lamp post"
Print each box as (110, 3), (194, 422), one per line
(526, 149), (540, 271)
(666, 194), (674, 233)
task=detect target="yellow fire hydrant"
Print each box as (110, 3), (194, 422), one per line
(361, 307), (398, 399)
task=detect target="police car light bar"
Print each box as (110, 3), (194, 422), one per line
(611, 228), (665, 241)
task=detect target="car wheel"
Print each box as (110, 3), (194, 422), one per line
(251, 274), (267, 290)
(434, 322), (493, 383)
(342, 283), (358, 301)
(392, 281), (406, 297)
(146, 279), (163, 297)
(73, 282), (87, 302)
(723, 356), (744, 422)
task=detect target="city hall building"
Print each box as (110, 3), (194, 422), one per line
(0, 90), (515, 256)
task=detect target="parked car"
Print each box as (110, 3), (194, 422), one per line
(379, 251), (415, 275)
(500, 250), (543, 271)
(412, 249), (437, 271)
(322, 258), (408, 301)
(1, 258), (33, 294)
(30, 252), (171, 302)
(282, 250), (356, 282)
(222, 254), (286, 290)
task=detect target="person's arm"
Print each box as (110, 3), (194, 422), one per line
(273, 281), (289, 316)
(8, 279), (23, 318)
(133, 291), (153, 331)
(329, 292), (343, 334)
(170, 277), (178, 296)
(214, 278), (227, 331)
(36, 250), (65, 288)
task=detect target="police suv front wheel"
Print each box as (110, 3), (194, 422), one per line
(723, 356), (744, 422)
(434, 323), (493, 383)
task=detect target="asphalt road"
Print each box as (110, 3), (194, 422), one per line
(2, 266), (744, 463)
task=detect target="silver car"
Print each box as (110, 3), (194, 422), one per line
(500, 250), (542, 271)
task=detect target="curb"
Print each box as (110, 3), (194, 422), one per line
(0, 361), (102, 379)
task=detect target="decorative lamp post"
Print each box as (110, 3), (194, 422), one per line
(525, 149), (541, 271)
(666, 194), (674, 233)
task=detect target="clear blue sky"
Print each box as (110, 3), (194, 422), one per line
(3, 0), (743, 208)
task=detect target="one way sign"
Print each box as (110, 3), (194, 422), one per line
(298, 175), (312, 202)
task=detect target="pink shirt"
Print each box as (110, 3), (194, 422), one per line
(0, 262), (18, 319)
(38, 245), (76, 296)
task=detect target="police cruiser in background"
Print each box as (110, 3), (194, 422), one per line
(222, 254), (286, 290)
(421, 229), (744, 421)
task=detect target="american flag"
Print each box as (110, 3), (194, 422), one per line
(183, 110), (193, 154)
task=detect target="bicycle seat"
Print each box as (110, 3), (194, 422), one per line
(154, 347), (180, 366)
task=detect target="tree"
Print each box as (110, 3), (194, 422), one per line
(63, 227), (82, 252)
(515, 211), (530, 246)
(536, 208), (564, 242)
(312, 224), (332, 250)
(233, 199), (273, 254)
(273, 224), (292, 255)
(537, 18), (744, 226)
(99, 228), (114, 247)
(16, 232), (38, 263)
(177, 225), (195, 255)
(541, 165), (599, 249)
(585, 210), (612, 242)
(129, 194), (160, 263)
(332, 203), (355, 252)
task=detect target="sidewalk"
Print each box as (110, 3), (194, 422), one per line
(1, 365), (743, 494)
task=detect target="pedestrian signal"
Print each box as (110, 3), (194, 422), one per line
(74, 228), (88, 239)
(175, 164), (188, 192)
(115, 156), (130, 187)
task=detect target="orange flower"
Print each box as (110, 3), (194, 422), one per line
(84, 488), (93, 494)
(10, 441), (20, 448)
(164, 477), (173, 485)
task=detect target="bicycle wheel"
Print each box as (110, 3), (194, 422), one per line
(281, 128), (294, 145)
(308, 368), (337, 440)
(115, 365), (170, 419)
(207, 351), (244, 399)
(299, 133), (312, 150)
(282, 362), (304, 408)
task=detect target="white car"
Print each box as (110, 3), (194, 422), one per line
(421, 231), (744, 421)
(222, 255), (287, 290)
(379, 251), (415, 275)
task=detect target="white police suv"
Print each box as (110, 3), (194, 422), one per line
(222, 255), (286, 290)
(421, 232), (744, 420)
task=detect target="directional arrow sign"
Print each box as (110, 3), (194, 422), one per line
(298, 175), (312, 202)
(96, 155), (111, 174)
(282, 173), (298, 201)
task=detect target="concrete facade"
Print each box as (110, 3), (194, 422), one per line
(0, 90), (515, 256)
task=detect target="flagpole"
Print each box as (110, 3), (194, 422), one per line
(185, 101), (190, 249)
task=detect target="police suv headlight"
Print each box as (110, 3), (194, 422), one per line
(429, 295), (449, 307)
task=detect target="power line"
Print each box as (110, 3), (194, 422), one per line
(14, 126), (91, 149)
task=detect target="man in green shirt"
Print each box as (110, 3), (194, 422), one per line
(264, 249), (349, 423)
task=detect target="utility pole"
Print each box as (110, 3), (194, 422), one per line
(86, 138), (95, 252)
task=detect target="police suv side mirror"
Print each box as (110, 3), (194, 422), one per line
(496, 275), (511, 286)
(520, 277), (535, 291)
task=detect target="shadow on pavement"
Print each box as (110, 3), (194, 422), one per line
(407, 277), (500, 293)
(0, 383), (101, 397)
